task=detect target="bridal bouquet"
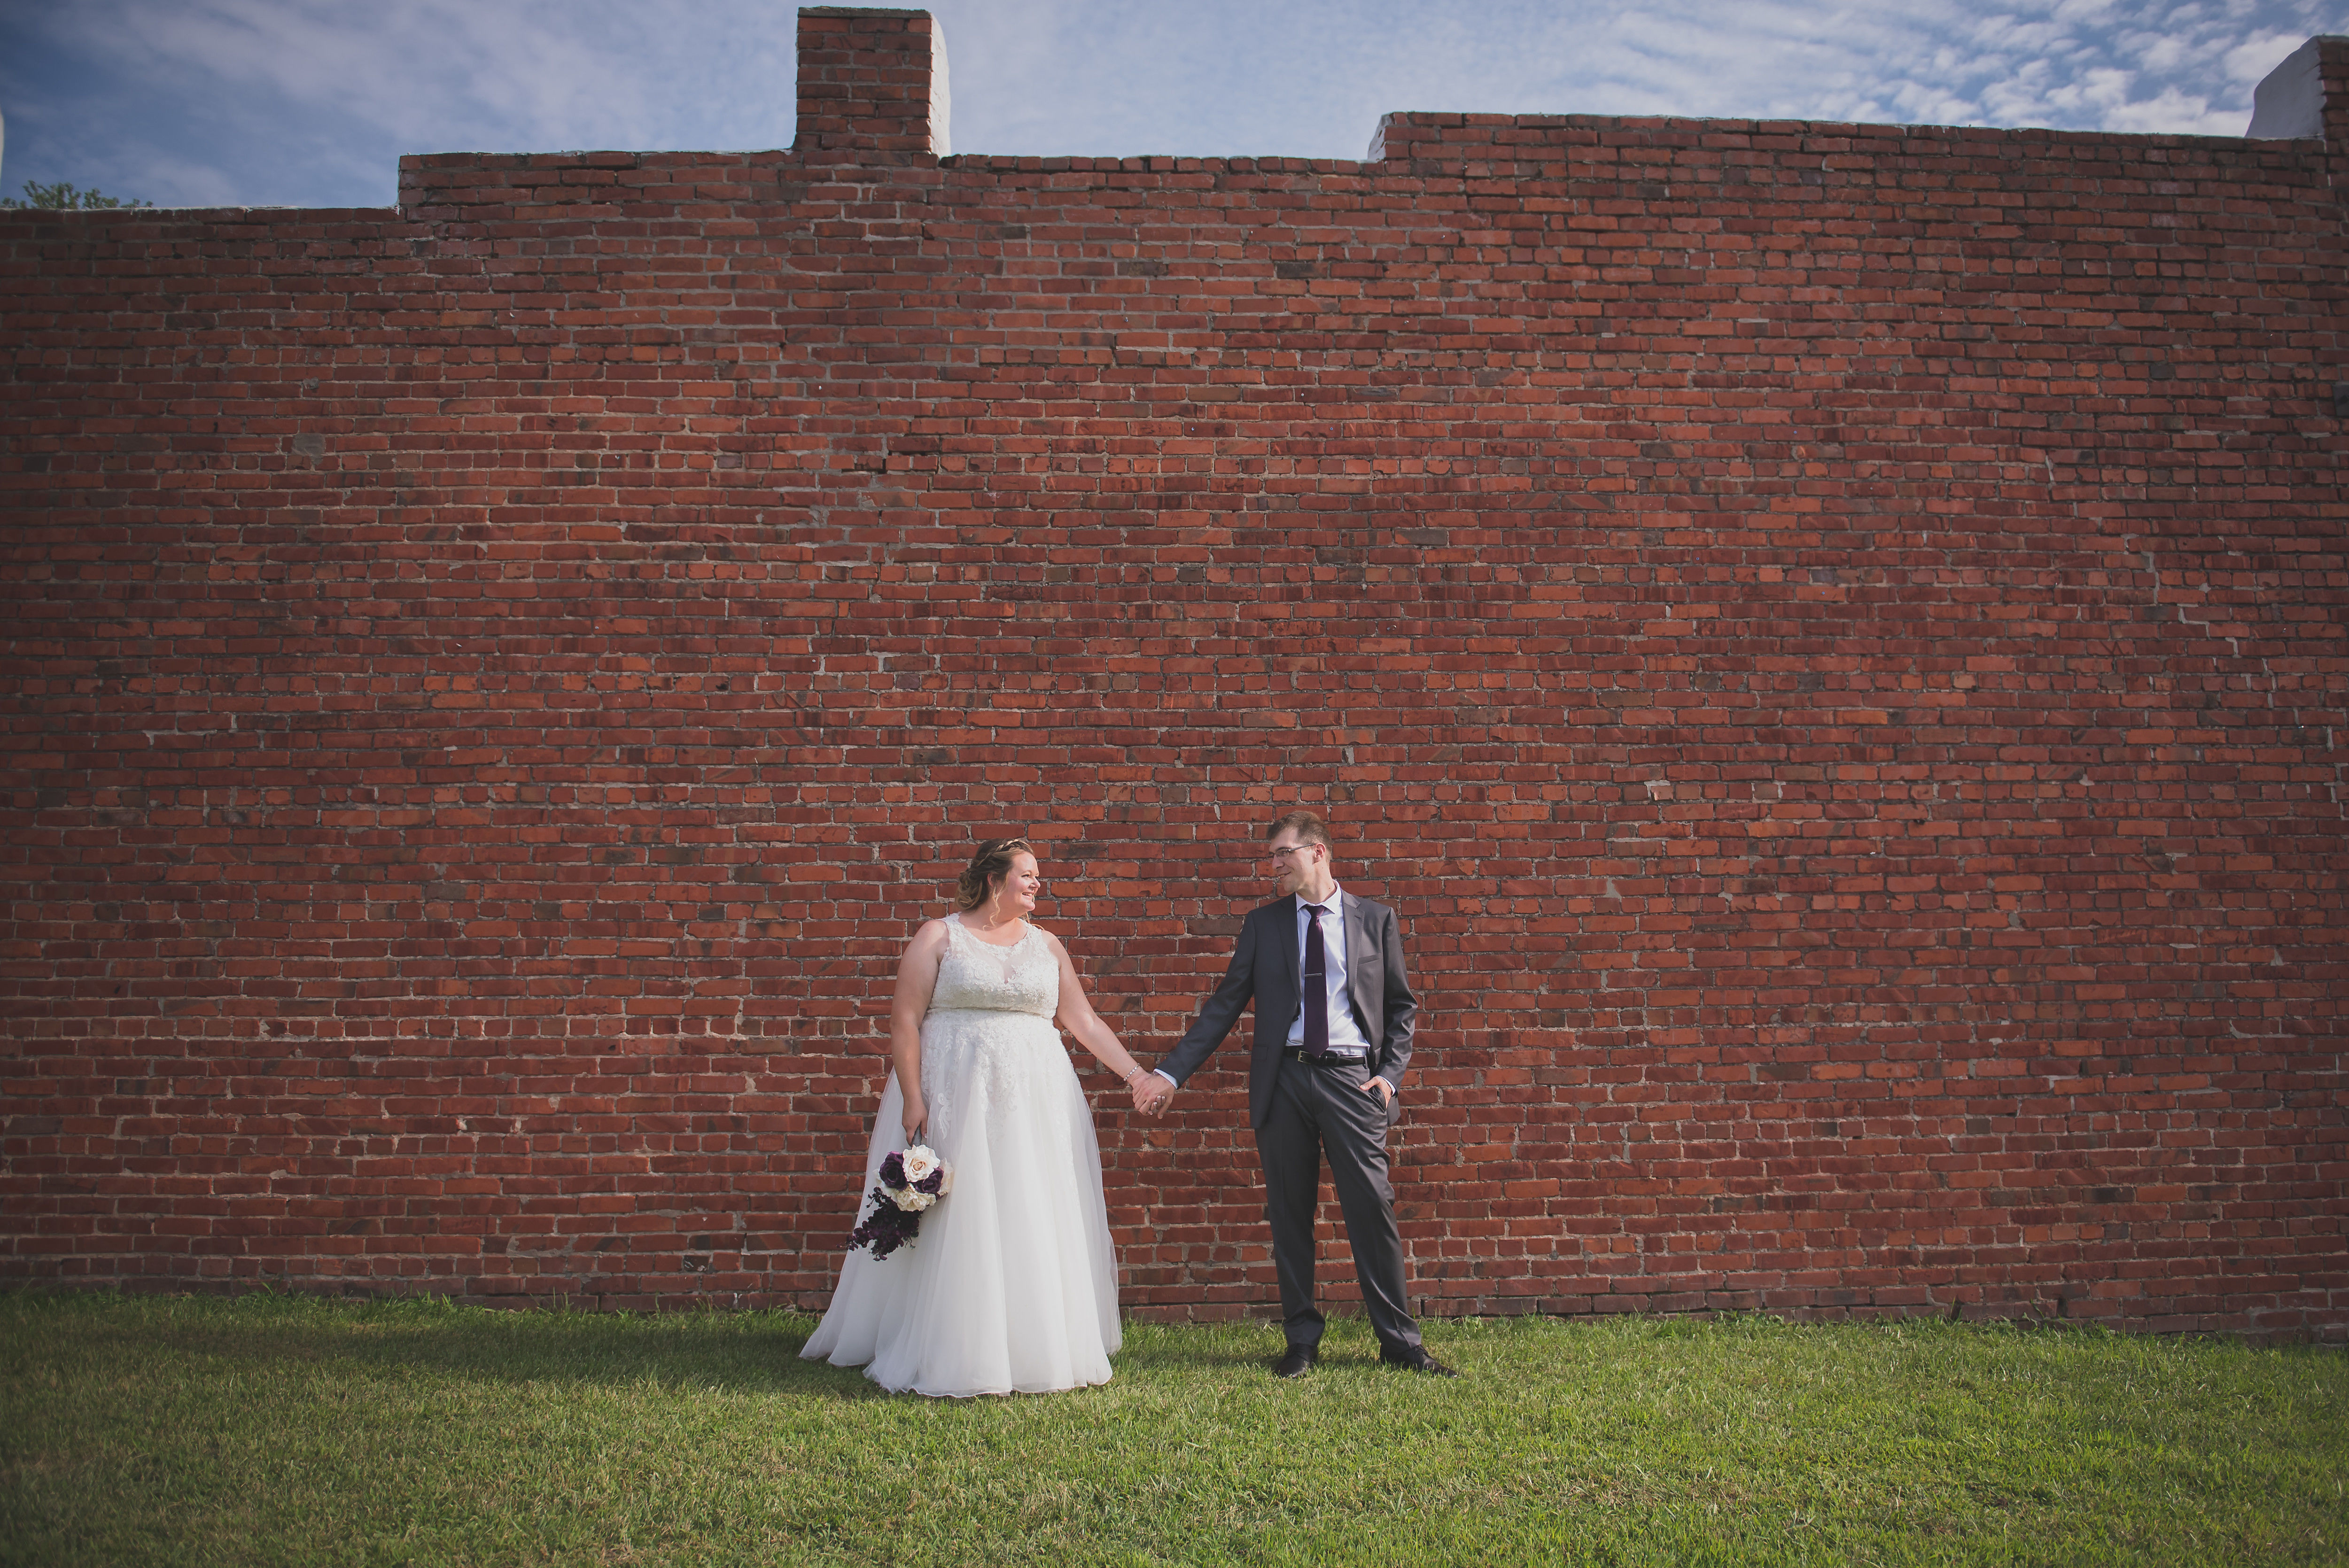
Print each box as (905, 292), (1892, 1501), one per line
(847, 1144), (954, 1260)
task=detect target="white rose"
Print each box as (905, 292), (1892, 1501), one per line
(902, 1147), (941, 1185)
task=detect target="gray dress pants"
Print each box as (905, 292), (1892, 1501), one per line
(1254, 1052), (1423, 1353)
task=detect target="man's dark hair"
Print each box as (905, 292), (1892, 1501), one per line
(1265, 810), (1331, 848)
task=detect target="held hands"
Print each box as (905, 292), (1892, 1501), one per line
(1128, 1071), (1174, 1118)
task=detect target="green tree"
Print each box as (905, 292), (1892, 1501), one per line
(0, 180), (153, 210)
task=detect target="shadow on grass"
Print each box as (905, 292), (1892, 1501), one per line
(9, 1289), (1290, 1401)
(16, 1293), (883, 1401)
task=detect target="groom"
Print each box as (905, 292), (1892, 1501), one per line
(1144, 811), (1455, 1377)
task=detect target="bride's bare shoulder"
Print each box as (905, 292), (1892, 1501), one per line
(906, 916), (956, 953)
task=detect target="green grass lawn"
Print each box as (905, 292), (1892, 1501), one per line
(3, 1291), (2342, 1566)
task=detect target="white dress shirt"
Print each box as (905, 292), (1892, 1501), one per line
(1287, 887), (1371, 1056)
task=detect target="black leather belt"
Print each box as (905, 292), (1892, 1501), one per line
(1284, 1048), (1368, 1068)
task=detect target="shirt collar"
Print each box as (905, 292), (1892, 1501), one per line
(1298, 886), (1343, 916)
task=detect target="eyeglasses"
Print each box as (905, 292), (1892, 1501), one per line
(1265, 844), (1320, 862)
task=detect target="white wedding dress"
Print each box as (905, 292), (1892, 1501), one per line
(800, 915), (1122, 1396)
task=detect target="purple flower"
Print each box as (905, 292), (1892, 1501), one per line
(848, 1184), (921, 1260)
(848, 1146), (953, 1260)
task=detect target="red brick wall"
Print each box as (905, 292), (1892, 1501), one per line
(4, 12), (2344, 1337)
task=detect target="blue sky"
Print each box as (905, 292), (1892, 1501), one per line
(1, 0), (2344, 209)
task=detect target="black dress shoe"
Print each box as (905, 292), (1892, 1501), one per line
(1272, 1343), (1318, 1378)
(1379, 1345), (1459, 1377)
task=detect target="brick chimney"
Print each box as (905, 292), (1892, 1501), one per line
(795, 7), (950, 163)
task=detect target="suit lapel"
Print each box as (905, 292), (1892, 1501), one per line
(1342, 891), (1375, 1025)
(1274, 893), (1300, 1002)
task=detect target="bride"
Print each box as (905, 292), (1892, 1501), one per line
(800, 837), (1162, 1396)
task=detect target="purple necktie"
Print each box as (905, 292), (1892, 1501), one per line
(1302, 903), (1329, 1055)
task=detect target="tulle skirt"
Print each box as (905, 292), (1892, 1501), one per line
(799, 1007), (1121, 1397)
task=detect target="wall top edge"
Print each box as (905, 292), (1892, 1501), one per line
(368, 101), (2335, 179)
(0, 204), (401, 223)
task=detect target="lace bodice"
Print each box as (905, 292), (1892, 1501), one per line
(928, 916), (1059, 1020)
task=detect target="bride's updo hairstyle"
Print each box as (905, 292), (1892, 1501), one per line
(954, 837), (1035, 912)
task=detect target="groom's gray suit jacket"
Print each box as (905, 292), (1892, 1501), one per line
(1159, 891), (1419, 1130)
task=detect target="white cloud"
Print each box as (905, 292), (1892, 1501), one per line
(2223, 28), (2315, 79)
(2100, 84), (2251, 130)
